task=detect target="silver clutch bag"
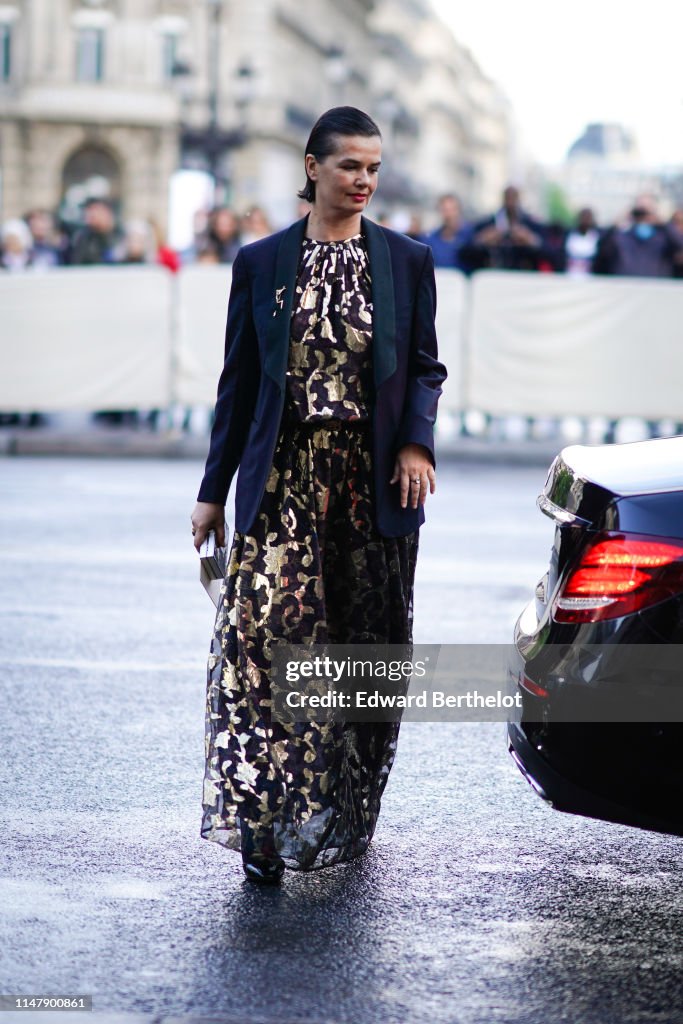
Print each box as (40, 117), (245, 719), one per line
(199, 530), (228, 606)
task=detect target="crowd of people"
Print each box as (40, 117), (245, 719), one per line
(2, 189), (683, 280)
(0, 198), (276, 273)
(417, 187), (683, 279)
(402, 186), (683, 443)
(0, 198), (282, 430)
(3, 187), (682, 438)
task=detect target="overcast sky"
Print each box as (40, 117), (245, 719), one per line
(430, 0), (683, 168)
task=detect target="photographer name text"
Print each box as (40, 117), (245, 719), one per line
(285, 689), (522, 709)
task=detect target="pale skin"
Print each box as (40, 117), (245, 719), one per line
(191, 133), (435, 551)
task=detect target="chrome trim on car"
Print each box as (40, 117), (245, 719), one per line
(508, 743), (552, 804)
(536, 492), (592, 527)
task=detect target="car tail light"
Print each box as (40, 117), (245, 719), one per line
(553, 532), (683, 623)
(520, 674), (549, 698)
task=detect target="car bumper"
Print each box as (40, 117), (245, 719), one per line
(508, 720), (683, 837)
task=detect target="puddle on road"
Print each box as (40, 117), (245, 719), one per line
(0, 874), (170, 919)
(96, 878), (169, 900)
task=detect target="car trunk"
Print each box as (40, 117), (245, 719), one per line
(511, 437), (683, 836)
(536, 437), (683, 620)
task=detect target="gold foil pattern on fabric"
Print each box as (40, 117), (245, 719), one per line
(287, 234), (373, 423)
(200, 421), (419, 870)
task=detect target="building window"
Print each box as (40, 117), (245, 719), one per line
(76, 27), (105, 82)
(161, 33), (178, 81)
(0, 24), (11, 82)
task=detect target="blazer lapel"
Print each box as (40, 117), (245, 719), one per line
(363, 215), (397, 389)
(263, 215), (308, 389)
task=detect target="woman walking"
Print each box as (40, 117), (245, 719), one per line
(191, 107), (447, 884)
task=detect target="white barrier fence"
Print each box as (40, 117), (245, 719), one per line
(1, 266), (172, 411)
(175, 265), (229, 408)
(467, 271), (683, 421)
(2, 265), (682, 418)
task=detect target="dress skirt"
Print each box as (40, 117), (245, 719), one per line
(200, 418), (419, 870)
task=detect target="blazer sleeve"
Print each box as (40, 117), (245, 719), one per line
(395, 246), (448, 466)
(196, 249), (259, 504)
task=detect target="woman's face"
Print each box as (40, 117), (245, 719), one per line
(306, 134), (382, 217)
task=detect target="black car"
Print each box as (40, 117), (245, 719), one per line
(508, 436), (683, 837)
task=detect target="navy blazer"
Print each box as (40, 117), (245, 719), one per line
(196, 214), (447, 538)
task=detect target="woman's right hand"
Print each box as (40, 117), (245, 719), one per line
(191, 502), (226, 551)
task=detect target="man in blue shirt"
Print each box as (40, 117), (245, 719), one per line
(421, 194), (470, 270)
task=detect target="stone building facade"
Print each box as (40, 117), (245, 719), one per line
(369, 0), (512, 221)
(0, 0), (182, 229)
(556, 123), (669, 225)
(195, 0), (376, 226)
(0, 0), (512, 232)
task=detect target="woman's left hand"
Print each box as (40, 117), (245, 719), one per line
(390, 443), (436, 509)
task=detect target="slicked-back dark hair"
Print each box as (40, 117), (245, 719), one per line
(298, 106), (382, 203)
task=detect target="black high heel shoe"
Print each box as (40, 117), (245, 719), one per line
(240, 820), (285, 886)
(242, 856), (285, 885)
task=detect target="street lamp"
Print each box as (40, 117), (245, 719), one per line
(206, 0), (221, 176)
(175, 0), (255, 205)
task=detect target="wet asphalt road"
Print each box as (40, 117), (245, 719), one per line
(2, 455), (683, 1024)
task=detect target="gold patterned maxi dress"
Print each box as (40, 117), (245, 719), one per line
(201, 232), (419, 870)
